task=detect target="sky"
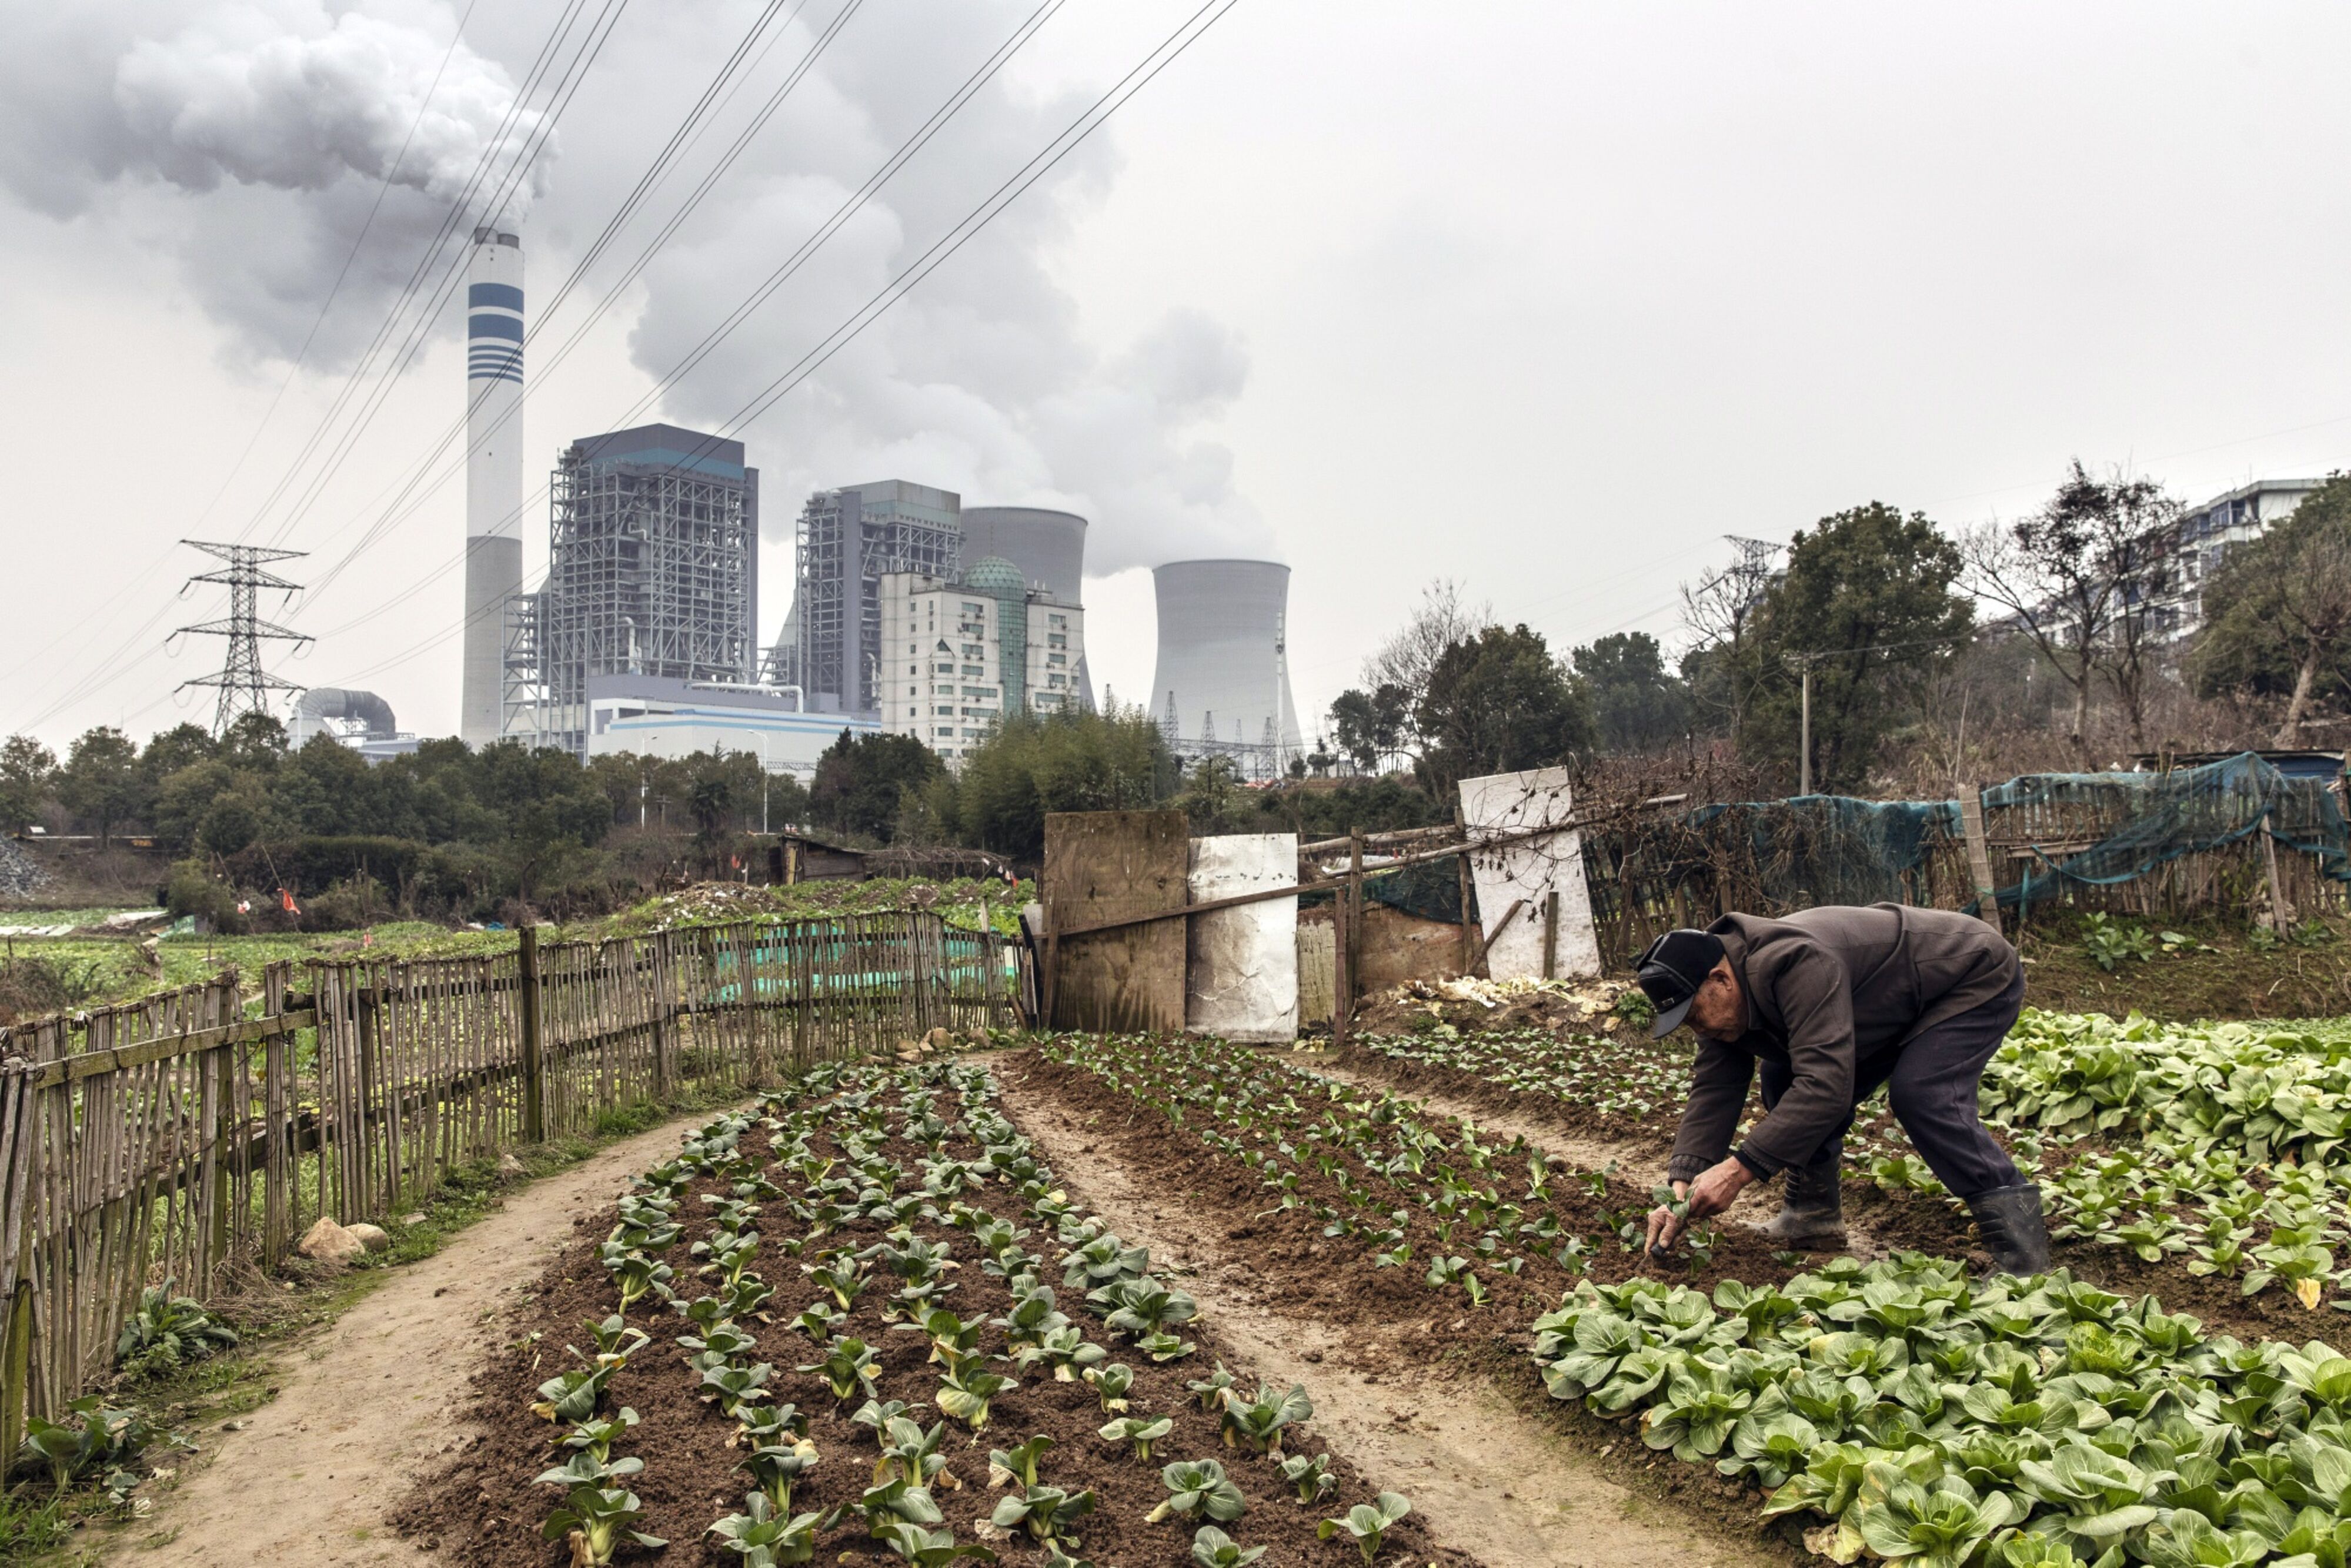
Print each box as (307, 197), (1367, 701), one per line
(6, 1), (2351, 753)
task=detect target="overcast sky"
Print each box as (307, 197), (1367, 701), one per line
(7, 1), (2351, 751)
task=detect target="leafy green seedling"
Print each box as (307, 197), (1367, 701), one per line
(797, 1338), (879, 1405)
(533, 1449), (644, 1489)
(851, 1398), (913, 1441)
(1186, 1363), (1237, 1412)
(707, 1491), (828, 1567)
(740, 1436), (822, 1513)
(1319, 1492), (1410, 1565)
(1148, 1459), (1247, 1524)
(563, 1408), (640, 1465)
(876, 1417), (959, 1490)
(1100, 1416), (1174, 1462)
(989, 1483), (1097, 1546)
(542, 1485), (665, 1566)
(987, 1433), (1056, 1489)
(874, 1522), (998, 1568)
(1277, 1452), (1337, 1503)
(698, 1361), (776, 1416)
(1220, 1383), (1313, 1457)
(1085, 1363), (1134, 1413)
(936, 1366), (1017, 1430)
(1191, 1525), (1267, 1567)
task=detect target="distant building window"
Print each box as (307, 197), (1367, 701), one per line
(1048, 614), (1066, 628)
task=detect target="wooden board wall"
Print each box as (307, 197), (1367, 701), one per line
(1043, 810), (1189, 1032)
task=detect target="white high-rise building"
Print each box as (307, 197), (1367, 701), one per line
(462, 228), (525, 745)
(877, 557), (1084, 764)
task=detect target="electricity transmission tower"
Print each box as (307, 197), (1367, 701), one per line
(173, 540), (312, 736)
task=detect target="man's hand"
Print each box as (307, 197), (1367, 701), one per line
(1644, 1181), (1692, 1253)
(1644, 1158), (1755, 1255)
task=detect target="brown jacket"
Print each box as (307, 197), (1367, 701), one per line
(1664, 903), (2020, 1182)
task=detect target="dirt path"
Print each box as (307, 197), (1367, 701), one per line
(995, 1058), (1775, 1568)
(1304, 1049), (1894, 1261)
(116, 1112), (727, 1567)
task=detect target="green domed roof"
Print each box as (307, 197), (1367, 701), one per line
(962, 556), (1026, 595)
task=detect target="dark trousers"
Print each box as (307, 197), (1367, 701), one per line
(1757, 967), (2027, 1201)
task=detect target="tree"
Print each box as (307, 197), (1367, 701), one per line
(1734, 504), (1974, 793)
(58, 727), (141, 848)
(1327, 684), (1410, 773)
(1349, 580), (1489, 767)
(944, 708), (1174, 860)
(1412, 624), (1594, 797)
(1571, 632), (1690, 753)
(1963, 461), (2181, 754)
(810, 731), (944, 844)
(0, 735), (57, 833)
(2190, 473), (2351, 743)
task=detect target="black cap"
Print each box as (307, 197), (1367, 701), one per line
(1635, 928), (1726, 1038)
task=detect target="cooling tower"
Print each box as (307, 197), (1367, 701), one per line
(961, 506), (1091, 707)
(461, 228), (525, 745)
(1149, 560), (1302, 752)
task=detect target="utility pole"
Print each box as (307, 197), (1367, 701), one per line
(173, 541), (312, 735)
(1782, 650), (1818, 797)
(1799, 661), (1812, 797)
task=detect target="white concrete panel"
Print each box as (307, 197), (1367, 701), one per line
(1459, 767), (1601, 981)
(1186, 832), (1300, 1042)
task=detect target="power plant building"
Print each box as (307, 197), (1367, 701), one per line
(959, 507), (1094, 709)
(1150, 559), (1302, 779)
(461, 228), (525, 746)
(510, 423), (760, 758)
(878, 558), (1085, 764)
(786, 480), (961, 717)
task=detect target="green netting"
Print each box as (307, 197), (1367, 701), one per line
(1300, 854), (1474, 924)
(1681, 795), (1959, 910)
(1981, 752), (2351, 911)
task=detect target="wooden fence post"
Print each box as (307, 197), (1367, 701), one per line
(1542, 890), (1561, 981)
(1959, 787), (2002, 933)
(519, 925), (545, 1143)
(1453, 807), (1474, 975)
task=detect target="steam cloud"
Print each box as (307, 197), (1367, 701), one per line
(2, 0), (1263, 574)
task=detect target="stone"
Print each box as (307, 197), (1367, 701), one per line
(498, 1153), (526, 1176)
(298, 1216), (365, 1262)
(346, 1222), (393, 1253)
(924, 1027), (954, 1052)
(398, 1212), (428, 1228)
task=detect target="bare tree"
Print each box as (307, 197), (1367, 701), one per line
(1350, 579), (1491, 767)
(1961, 462), (2180, 757)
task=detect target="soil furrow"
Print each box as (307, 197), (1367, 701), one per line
(994, 1053), (1793, 1568)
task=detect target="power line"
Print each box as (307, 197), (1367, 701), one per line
(307, 0), (1246, 693)
(171, 543), (313, 736)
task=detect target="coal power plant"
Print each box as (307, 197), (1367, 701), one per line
(1150, 559), (1301, 778)
(461, 227), (525, 747)
(960, 507), (1093, 708)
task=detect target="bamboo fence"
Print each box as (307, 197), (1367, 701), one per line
(0, 911), (1023, 1456)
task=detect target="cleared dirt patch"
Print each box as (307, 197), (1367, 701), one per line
(996, 1054), (1802, 1567)
(109, 1112), (742, 1567)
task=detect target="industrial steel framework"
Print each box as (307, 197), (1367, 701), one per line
(172, 540), (313, 736)
(794, 489), (960, 714)
(536, 449), (753, 757)
(500, 590), (547, 748)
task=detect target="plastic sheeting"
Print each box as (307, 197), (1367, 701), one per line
(1186, 833), (1300, 1042)
(1460, 767), (1601, 981)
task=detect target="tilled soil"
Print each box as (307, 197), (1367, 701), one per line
(395, 1066), (1476, 1568)
(994, 1055), (1801, 1568)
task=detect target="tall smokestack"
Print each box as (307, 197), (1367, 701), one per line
(462, 227), (525, 745)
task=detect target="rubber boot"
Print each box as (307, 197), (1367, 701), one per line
(1966, 1183), (2051, 1276)
(1754, 1161), (1846, 1248)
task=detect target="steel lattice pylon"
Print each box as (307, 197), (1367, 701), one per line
(173, 540), (313, 736)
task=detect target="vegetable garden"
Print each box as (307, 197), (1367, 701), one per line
(408, 1004), (2351, 1568)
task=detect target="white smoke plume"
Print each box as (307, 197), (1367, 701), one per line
(3, 0), (1264, 571)
(0, 0), (543, 360)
